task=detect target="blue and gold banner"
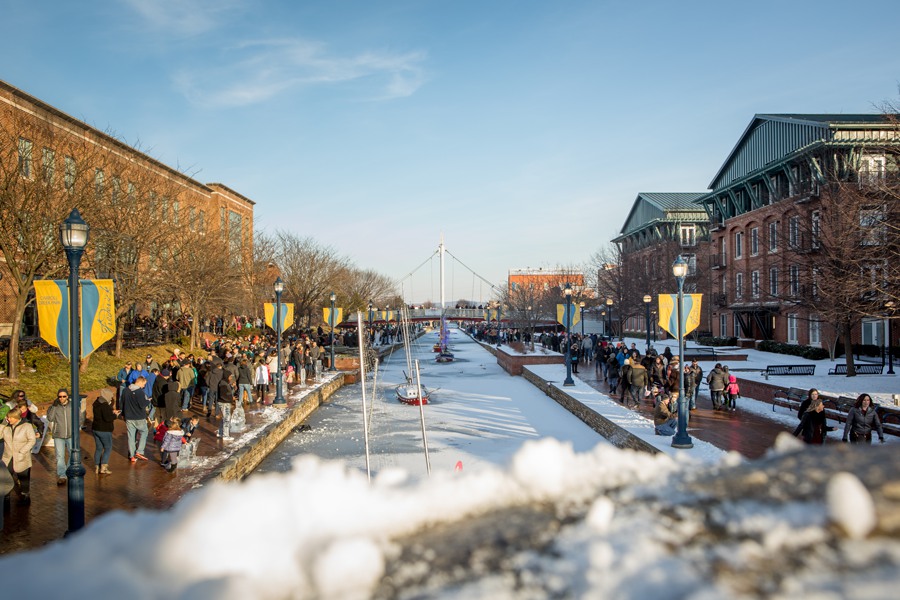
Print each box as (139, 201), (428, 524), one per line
(35, 279), (116, 360)
(556, 304), (580, 328)
(323, 307), (344, 328)
(658, 294), (703, 338)
(265, 303), (294, 332)
(80, 279), (116, 358)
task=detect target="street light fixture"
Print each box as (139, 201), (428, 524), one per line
(273, 277), (286, 406)
(329, 292), (337, 371)
(563, 284), (575, 386)
(605, 298), (613, 339)
(886, 301), (895, 375)
(527, 305), (534, 351)
(579, 301), (586, 337)
(643, 295), (652, 354)
(671, 256), (693, 449)
(60, 208), (89, 533)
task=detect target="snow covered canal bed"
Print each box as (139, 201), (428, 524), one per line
(255, 327), (609, 478)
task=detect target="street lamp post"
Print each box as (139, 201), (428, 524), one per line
(329, 292), (337, 371)
(527, 305), (533, 351)
(60, 208), (89, 533)
(643, 295), (652, 354)
(579, 301), (585, 337)
(563, 284), (575, 386)
(273, 278), (286, 406)
(671, 256), (693, 449)
(886, 302), (895, 375)
(605, 298), (613, 339)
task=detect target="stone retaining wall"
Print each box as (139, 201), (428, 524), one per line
(206, 375), (345, 482)
(521, 368), (661, 455)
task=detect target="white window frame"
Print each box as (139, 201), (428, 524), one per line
(750, 227), (759, 256)
(735, 272), (744, 298)
(787, 314), (799, 345)
(861, 319), (881, 346)
(809, 316), (821, 347)
(811, 210), (821, 249)
(734, 231), (744, 259)
(859, 154), (886, 185)
(789, 265), (800, 296)
(18, 137), (33, 179)
(751, 270), (760, 298)
(680, 224), (696, 247)
(769, 267), (778, 297)
(41, 147), (55, 184)
(788, 215), (800, 248)
(720, 314), (728, 337)
(768, 221), (778, 253)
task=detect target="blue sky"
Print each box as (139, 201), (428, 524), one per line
(2, 0), (899, 303)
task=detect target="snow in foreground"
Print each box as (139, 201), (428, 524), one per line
(2, 436), (897, 599)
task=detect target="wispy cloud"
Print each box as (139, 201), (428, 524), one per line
(121, 0), (242, 36)
(173, 38), (428, 107)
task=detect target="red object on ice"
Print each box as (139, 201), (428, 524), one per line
(454, 461), (463, 472)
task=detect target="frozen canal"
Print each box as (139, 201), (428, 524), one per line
(254, 326), (606, 478)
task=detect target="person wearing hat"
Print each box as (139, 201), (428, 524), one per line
(146, 354), (160, 373)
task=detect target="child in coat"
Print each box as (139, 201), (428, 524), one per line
(726, 375), (740, 411)
(160, 418), (185, 473)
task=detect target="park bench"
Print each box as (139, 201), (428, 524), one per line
(772, 390), (900, 437)
(763, 364), (815, 377)
(685, 346), (718, 362)
(828, 363), (884, 375)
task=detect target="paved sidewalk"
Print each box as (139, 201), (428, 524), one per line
(576, 363), (793, 458)
(0, 380), (324, 555)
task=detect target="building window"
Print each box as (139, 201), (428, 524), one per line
(751, 271), (760, 298)
(94, 169), (104, 199)
(173, 201), (180, 225)
(735, 272), (744, 298)
(18, 138), (33, 178)
(111, 177), (121, 205)
(680, 224), (696, 247)
(720, 314), (728, 337)
(750, 227), (759, 256)
(769, 267), (778, 297)
(64, 156), (76, 192)
(199, 209), (206, 232)
(860, 205), (885, 246)
(189, 206), (196, 231)
(811, 210), (820, 249)
(127, 182), (136, 203)
(41, 148), (55, 184)
(734, 314), (743, 338)
(861, 319), (881, 346)
(787, 314), (799, 344)
(859, 154), (886, 185)
(161, 198), (169, 222)
(734, 231), (743, 259)
(768, 221), (778, 253)
(809, 317), (821, 347)
(788, 215), (800, 248)
(683, 253), (697, 276)
(789, 265), (800, 296)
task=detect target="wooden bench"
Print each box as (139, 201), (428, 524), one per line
(772, 391), (900, 437)
(772, 387), (807, 412)
(763, 364), (815, 377)
(828, 363), (885, 375)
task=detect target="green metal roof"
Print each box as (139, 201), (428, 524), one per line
(618, 192), (708, 237)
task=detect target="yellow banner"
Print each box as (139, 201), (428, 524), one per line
(35, 279), (116, 360)
(35, 280), (68, 358)
(658, 294), (702, 337)
(265, 303), (294, 331)
(556, 304), (580, 328)
(323, 307), (344, 328)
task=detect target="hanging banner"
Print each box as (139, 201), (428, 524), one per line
(35, 279), (117, 360)
(658, 294), (703, 338)
(323, 307), (344, 328)
(80, 279), (116, 358)
(556, 304), (580, 328)
(35, 280), (69, 359)
(264, 303), (294, 331)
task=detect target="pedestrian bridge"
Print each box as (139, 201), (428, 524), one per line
(364, 308), (497, 323)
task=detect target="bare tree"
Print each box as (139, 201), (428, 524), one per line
(273, 231), (350, 327)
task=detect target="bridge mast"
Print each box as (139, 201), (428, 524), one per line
(439, 234), (446, 310)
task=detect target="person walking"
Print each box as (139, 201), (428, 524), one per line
(205, 360), (223, 418)
(122, 375), (151, 462)
(91, 389), (119, 475)
(627, 357), (649, 408)
(706, 363), (728, 411)
(1, 409), (36, 505)
(842, 394), (885, 444)
(177, 358), (195, 412)
(254, 358), (269, 403)
(798, 388), (820, 420)
(688, 359), (703, 410)
(793, 398), (834, 444)
(237, 358), (253, 406)
(217, 372), (236, 440)
(725, 375), (740, 411)
(46, 389), (74, 485)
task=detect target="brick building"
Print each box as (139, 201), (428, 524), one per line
(0, 79), (255, 337)
(697, 114), (899, 348)
(611, 192), (710, 337)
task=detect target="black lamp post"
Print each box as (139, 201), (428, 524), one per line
(329, 292), (337, 371)
(273, 277), (286, 406)
(579, 301), (585, 337)
(671, 256), (693, 449)
(368, 301), (374, 326)
(886, 301), (895, 375)
(60, 208), (89, 533)
(527, 304), (533, 351)
(606, 298), (613, 338)
(563, 283), (575, 386)
(643, 294), (652, 354)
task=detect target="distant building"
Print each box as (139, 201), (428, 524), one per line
(508, 268), (585, 296)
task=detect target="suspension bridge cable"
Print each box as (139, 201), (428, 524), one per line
(444, 249), (497, 290)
